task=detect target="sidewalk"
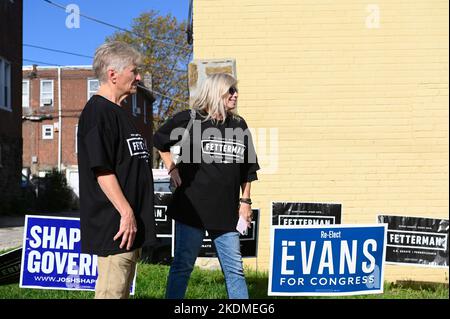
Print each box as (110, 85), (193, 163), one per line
(0, 211), (80, 251)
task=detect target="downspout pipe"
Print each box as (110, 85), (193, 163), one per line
(57, 67), (62, 172)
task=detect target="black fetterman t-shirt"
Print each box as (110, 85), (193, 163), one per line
(77, 95), (156, 256)
(153, 110), (260, 231)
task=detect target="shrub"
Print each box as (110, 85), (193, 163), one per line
(35, 169), (75, 212)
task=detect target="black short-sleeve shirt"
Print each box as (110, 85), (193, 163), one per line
(77, 95), (156, 256)
(153, 110), (260, 231)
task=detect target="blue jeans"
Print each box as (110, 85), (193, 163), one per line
(166, 221), (248, 299)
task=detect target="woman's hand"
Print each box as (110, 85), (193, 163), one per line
(239, 202), (253, 224)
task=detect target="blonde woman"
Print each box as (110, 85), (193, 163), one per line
(153, 73), (260, 299)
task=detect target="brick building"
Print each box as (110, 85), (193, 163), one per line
(22, 65), (154, 197)
(0, 0), (23, 214)
(192, 0), (448, 283)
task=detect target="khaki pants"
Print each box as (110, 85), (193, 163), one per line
(95, 249), (141, 299)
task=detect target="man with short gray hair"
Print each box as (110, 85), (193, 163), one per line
(77, 41), (156, 299)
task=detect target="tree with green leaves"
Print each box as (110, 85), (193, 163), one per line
(107, 10), (192, 167)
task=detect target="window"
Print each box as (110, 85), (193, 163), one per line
(87, 79), (99, 100)
(40, 80), (54, 106)
(0, 57), (11, 111)
(22, 80), (30, 108)
(42, 125), (53, 139)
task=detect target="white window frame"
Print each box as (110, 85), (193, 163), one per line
(42, 124), (54, 140)
(75, 125), (78, 153)
(0, 57), (12, 112)
(22, 79), (30, 108)
(40, 79), (54, 107)
(87, 79), (99, 100)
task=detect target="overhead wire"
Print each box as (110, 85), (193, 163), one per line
(26, 1), (192, 107)
(23, 58), (62, 66)
(24, 43), (188, 73)
(42, 0), (191, 51)
(24, 44), (92, 59)
(22, 57), (188, 106)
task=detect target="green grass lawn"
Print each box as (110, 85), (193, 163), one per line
(0, 262), (448, 299)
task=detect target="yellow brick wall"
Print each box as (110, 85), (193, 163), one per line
(194, 0), (449, 283)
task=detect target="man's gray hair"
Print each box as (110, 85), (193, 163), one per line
(93, 41), (143, 83)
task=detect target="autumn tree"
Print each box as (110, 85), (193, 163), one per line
(107, 10), (192, 167)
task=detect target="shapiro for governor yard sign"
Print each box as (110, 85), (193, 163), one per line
(268, 224), (387, 296)
(20, 215), (136, 293)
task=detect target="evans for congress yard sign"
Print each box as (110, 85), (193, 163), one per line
(269, 224), (387, 296)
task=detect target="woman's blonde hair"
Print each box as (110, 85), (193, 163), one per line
(190, 73), (239, 124)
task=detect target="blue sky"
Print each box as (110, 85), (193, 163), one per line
(23, 0), (190, 66)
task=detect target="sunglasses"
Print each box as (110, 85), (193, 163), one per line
(228, 86), (238, 95)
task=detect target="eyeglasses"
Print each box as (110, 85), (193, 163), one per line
(228, 86), (238, 95)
